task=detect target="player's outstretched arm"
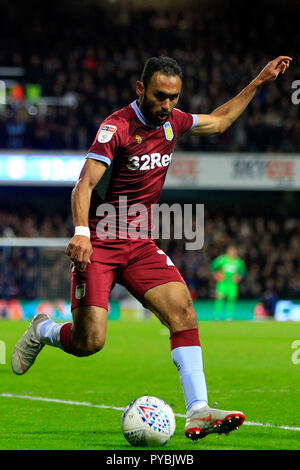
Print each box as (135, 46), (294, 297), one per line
(65, 158), (107, 271)
(191, 55), (293, 136)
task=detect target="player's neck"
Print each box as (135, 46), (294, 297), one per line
(136, 99), (160, 129)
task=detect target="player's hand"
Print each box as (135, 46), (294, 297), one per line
(233, 274), (242, 283)
(65, 235), (93, 272)
(255, 56), (292, 85)
(214, 272), (225, 282)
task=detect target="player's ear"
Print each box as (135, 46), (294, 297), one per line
(136, 80), (145, 98)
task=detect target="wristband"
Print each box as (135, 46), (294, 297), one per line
(74, 226), (90, 239)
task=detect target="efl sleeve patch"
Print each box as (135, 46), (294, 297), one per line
(97, 124), (117, 143)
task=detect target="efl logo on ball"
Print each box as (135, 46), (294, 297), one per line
(121, 395), (176, 447)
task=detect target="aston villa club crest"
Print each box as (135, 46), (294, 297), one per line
(163, 122), (174, 141)
(75, 283), (86, 299)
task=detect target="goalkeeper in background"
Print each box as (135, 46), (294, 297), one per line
(211, 245), (246, 320)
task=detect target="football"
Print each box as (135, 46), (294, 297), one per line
(121, 396), (176, 447)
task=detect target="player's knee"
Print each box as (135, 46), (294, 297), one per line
(171, 301), (198, 331)
(72, 334), (105, 357)
(181, 304), (198, 328)
(86, 336), (105, 355)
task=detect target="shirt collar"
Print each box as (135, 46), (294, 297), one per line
(130, 100), (161, 129)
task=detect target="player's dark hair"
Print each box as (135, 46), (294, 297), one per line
(141, 56), (183, 89)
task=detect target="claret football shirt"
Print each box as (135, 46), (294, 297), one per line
(87, 100), (198, 238)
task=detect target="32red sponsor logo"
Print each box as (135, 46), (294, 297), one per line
(127, 153), (173, 170)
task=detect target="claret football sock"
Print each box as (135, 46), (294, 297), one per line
(170, 328), (208, 414)
(59, 322), (73, 353)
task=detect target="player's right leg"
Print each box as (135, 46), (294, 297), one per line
(11, 253), (116, 375)
(213, 282), (226, 320)
(11, 305), (108, 375)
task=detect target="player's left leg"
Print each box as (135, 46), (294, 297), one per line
(143, 281), (245, 440)
(143, 281), (209, 413)
(121, 241), (208, 415)
(144, 281), (197, 332)
(121, 239), (245, 440)
(225, 282), (239, 320)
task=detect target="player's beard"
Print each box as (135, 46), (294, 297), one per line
(139, 95), (170, 127)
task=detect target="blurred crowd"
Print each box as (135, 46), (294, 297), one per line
(1, 208), (300, 313)
(0, 3), (299, 152)
(162, 213), (300, 315)
(0, 2), (299, 313)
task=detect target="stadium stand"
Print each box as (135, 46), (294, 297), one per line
(0, 1), (299, 313)
(0, 1), (299, 152)
(1, 208), (300, 306)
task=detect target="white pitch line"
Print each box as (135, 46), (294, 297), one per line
(0, 393), (125, 412)
(1, 393), (300, 433)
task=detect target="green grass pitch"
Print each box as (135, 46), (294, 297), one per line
(1, 318), (300, 450)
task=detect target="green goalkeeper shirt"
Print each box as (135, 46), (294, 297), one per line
(210, 254), (246, 283)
